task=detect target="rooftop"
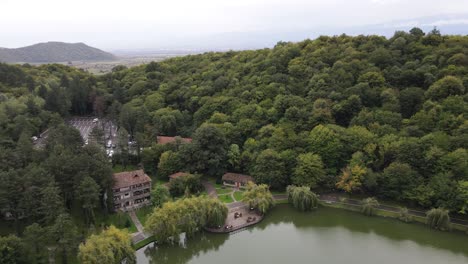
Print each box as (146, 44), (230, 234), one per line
(222, 173), (254, 184)
(113, 169), (152, 189)
(157, 136), (192, 145)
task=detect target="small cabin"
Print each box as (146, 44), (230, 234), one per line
(222, 173), (254, 188)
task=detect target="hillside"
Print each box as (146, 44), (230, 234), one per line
(0, 41), (116, 63)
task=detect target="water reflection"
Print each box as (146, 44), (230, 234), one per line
(140, 231), (229, 264)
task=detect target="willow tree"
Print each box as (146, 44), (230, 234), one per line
(145, 196), (228, 244)
(287, 185), (318, 212)
(78, 226), (135, 264)
(242, 182), (275, 214)
(426, 208), (451, 231)
(361, 197), (379, 216)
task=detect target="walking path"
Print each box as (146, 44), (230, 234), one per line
(129, 211), (150, 244)
(201, 180), (218, 198)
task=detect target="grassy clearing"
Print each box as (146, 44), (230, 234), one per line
(94, 211), (138, 233)
(135, 206), (155, 226)
(218, 194), (234, 203)
(271, 190), (286, 195)
(216, 188), (233, 195)
(233, 191), (244, 201)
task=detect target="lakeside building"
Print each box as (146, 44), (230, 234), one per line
(112, 169), (151, 211)
(222, 173), (254, 188)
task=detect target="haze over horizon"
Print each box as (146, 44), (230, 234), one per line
(1, 0), (468, 51)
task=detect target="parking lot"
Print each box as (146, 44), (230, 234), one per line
(33, 117), (119, 158)
(68, 117), (98, 144)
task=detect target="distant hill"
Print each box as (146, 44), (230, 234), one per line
(0, 42), (117, 63)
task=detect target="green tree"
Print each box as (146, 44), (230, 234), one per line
(426, 208), (451, 231)
(39, 183), (65, 225)
(157, 150), (180, 179)
(227, 144), (241, 171)
(191, 124), (227, 177)
(242, 182), (275, 214)
(308, 125), (342, 172)
(0, 235), (26, 264)
(253, 149), (288, 190)
(49, 214), (80, 264)
(425, 76), (465, 101)
(287, 185), (318, 212)
(292, 153), (326, 188)
(76, 176), (101, 225)
(78, 226), (135, 264)
(361, 197), (379, 216)
(23, 223), (48, 263)
(151, 185), (171, 208)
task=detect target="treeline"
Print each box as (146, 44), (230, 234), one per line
(106, 28), (467, 213)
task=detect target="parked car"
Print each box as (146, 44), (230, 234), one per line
(106, 140), (112, 148)
(92, 118), (99, 123)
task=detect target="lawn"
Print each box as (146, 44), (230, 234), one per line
(233, 191), (244, 202)
(135, 206), (155, 226)
(94, 211), (138, 233)
(216, 188), (233, 195)
(218, 194), (234, 203)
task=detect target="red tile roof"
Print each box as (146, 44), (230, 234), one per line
(113, 170), (151, 189)
(169, 172), (191, 180)
(157, 136), (192, 144)
(222, 173), (254, 184)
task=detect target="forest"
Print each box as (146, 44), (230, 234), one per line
(0, 27), (467, 262)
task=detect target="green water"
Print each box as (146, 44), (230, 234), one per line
(136, 205), (468, 264)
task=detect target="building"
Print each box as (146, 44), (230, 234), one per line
(222, 173), (254, 188)
(112, 170), (151, 211)
(169, 172), (190, 181)
(157, 136), (192, 145)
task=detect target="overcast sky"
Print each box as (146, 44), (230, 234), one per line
(1, 0), (467, 50)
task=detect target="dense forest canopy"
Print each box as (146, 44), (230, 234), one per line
(0, 27), (467, 262)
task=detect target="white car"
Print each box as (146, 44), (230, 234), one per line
(106, 141), (112, 148)
(92, 118), (99, 123)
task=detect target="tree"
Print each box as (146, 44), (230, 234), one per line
(227, 144), (241, 171)
(287, 185), (318, 212)
(398, 207), (413, 223)
(425, 76), (465, 101)
(253, 149), (288, 190)
(242, 182), (275, 214)
(39, 183), (65, 225)
(78, 226), (135, 264)
(191, 124), (228, 177)
(49, 214), (80, 264)
(308, 125), (342, 172)
(0, 235), (26, 264)
(0, 170), (26, 235)
(378, 162), (421, 201)
(361, 197), (379, 216)
(151, 185), (171, 208)
(426, 208), (450, 231)
(336, 165), (367, 193)
(157, 150), (180, 179)
(145, 197), (227, 243)
(75, 176), (101, 225)
(168, 174), (203, 197)
(292, 153), (326, 188)
(23, 223), (48, 263)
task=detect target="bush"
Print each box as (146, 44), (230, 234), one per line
(361, 197), (379, 216)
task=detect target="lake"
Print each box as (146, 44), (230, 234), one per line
(136, 205), (468, 264)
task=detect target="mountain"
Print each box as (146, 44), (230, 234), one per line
(0, 42), (116, 63)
